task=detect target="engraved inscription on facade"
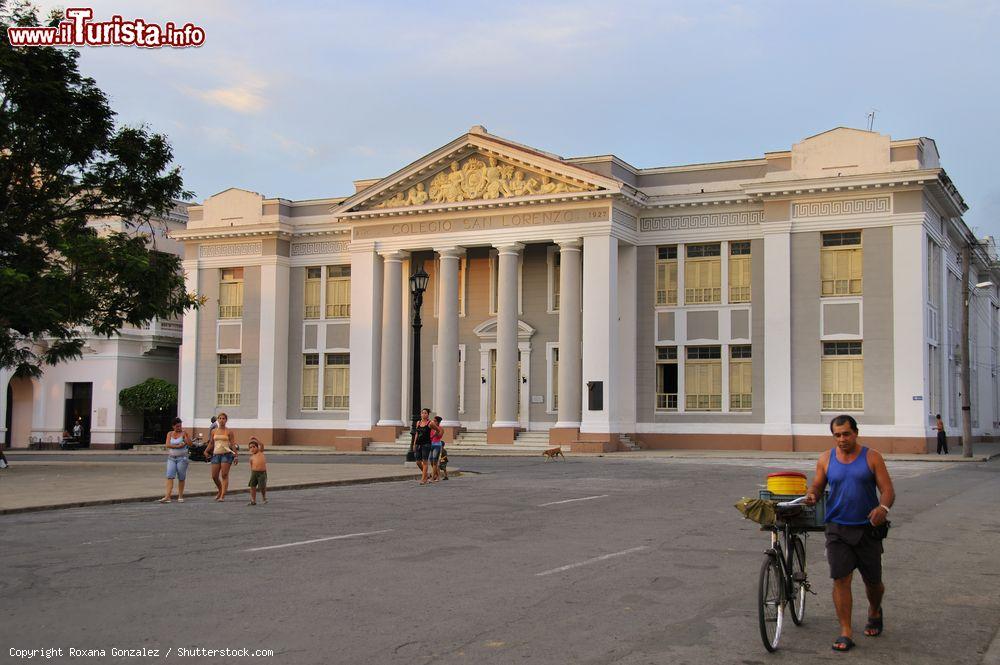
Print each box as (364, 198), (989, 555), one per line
(792, 196), (890, 218)
(199, 242), (262, 258)
(353, 207), (609, 240)
(290, 240), (351, 256)
(369, 154), (593, 209)
(639, 210), (763, 232)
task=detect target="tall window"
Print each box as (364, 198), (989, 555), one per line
(216, 353), (241, 406)
(551, 347), (559, 410)
(821, 231), (863, 296)
(324, 353), (350, 409)
(655, 346), (678, 411)
(822, 341), (864, 410)
(685, 244), (721, 304)
(326, 266), (351, 318)
(304, 268), (322, 319)
(552, 251), (561, 311)
(219, 268), (244, 319)
(656, 246), (678, 305)
(685, 346), (721, 411)
(729, 241), (751, 303)
(730, 345), (752, 411)
(302, 354), (319, 409)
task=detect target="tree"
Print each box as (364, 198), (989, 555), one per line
(0, 1), (199, 378)
(119, 377), (178, 444)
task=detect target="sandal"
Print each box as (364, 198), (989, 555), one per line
(157, 497), (171, 503)
(864, 607), (883, 637)
(832, 636), (855, 652)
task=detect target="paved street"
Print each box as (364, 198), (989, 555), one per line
(2, 455), (999, 664)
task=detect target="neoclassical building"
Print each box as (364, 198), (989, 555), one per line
(2, 204), (189, 448)
(172, 126), (1000, 452)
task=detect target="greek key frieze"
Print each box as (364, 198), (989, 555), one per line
(290, 240), (351, 256)
(639, 210), (762, 232)
(199, 242), (262, 258)
(792, 196), (890, 218)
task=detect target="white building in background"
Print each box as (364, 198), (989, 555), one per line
(2, 204), (189, 449)
(168, 126), (1000, 453)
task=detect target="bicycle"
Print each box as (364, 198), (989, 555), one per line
(757, 496), (815, 652)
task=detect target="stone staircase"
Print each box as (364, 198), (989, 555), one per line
(366, 429), (562, 454)
(618, 433), (641, 452)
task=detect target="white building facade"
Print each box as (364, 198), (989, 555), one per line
(2, 205), (189, 449)
(170, 126), (999, 453)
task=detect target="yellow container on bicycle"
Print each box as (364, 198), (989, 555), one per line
(766, 471), (807, 495)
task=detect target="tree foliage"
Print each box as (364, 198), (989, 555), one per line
(119, 377), (177, 414)
(0, 1), (199, 377)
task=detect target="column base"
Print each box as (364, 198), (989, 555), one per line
(486, 426), (519, 444)
(370, 424), (405, 443)
(573, 431), (622, 453)
(440, 425), (465, 443)
(548, 427), (580, 445)
(334, 434), (370, 452)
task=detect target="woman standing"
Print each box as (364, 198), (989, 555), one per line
(159, 417), (191, 503)
(414, 408), (439, 485)
(206, 412), (238, 501)
(428, 415), (445, 483)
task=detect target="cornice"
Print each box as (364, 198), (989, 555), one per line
(741, 169), (943, 198)
(172, 223), (295, 242)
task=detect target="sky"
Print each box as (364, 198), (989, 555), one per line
(25, 0), (1000, 238)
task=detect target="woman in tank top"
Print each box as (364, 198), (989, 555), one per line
(159, 417), (191, 503)
(413, 408), (441, 485)
(207, 412), (238, 501)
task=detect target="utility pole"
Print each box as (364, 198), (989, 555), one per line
(961, 242), (973, 457)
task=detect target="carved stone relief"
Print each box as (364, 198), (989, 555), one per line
(792, 196), (890, 218)
(199, 242), (262, 258)
(371, 154), (592, 209)
(639, 210), (762, 232)
(290, 240), (351, 256)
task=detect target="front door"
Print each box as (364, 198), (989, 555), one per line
(489, 349), (526, 427)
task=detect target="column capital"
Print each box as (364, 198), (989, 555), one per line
(553, 237), (583, 251)
(377, 249), (410, 262)
(492, 241), (524, 255)
(436, 246), (466, 260)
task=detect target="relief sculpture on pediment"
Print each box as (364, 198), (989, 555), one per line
(373, 154), (587, 208)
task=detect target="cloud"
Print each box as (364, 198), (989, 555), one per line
(191, 82), (267, 114)
(273, 133), (319, 159)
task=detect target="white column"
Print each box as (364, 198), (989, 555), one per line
(581, 234), (618, 433)
(257, 257), (290, 430)
(617, 242), (637, 431)
(492, 242), (523, 428)
(435, 247), (464, 426)
(378, 251), (406, 426)
(894, 223), (929, 437)
(179, 259), (200, 425)
(763, 225), (792, 435)
(555, 238), (582, 429)
(347, 245), (384, 431)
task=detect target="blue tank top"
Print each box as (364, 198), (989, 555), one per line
(825, 446), (879, 525)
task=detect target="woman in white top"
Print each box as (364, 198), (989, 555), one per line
(159, 417), (192, 503)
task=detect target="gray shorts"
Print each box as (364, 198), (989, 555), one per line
(825, 523), (884, 584)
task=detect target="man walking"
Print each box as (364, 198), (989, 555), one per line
(805, 415), (895, 652)
(936, 414), (949, 454)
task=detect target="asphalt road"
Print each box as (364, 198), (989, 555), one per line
(2, 456), (999, 664)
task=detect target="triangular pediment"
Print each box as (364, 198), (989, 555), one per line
(333, 128), (622, 215)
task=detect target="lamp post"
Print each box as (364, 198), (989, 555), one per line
(960, 238), (993, 459)
(408, 266), (429, 460)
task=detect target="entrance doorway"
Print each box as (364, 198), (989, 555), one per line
(6, 377), (34, 448)
(486, 348), (530, 429)
(64, 382), (92, 447)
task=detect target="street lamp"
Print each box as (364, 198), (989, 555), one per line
(407, 265), (429, 462)
(961, 272), (996, 458)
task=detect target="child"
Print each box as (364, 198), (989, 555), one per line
(247, 438), (268, 505)
(439, 443), (449, 480)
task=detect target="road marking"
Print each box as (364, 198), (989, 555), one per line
(538, 494), (608, 507)
(244, 529), (392, 552)
(535, 546), (649, 577)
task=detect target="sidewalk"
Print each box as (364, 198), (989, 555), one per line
(0, 459), (436, 515)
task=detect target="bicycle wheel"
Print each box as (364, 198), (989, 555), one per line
(788, 535), (807, 626)
(758, 554), (784, 652)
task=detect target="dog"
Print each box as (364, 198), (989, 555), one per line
(542, 446), (564, 461)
